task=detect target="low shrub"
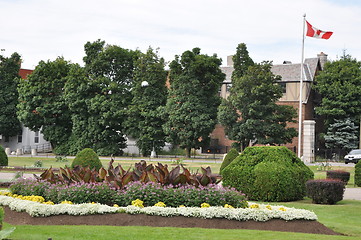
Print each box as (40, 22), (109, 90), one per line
(0, 146), (8, 166)
(355, 160), (361, 187)
(9, 179), (247, 208)
(10, 179), (52, 197)
(220, 148), (239, 173)
(71, 148), (102, 171)
(326, 170), (350, 184)
(115, 182), (247, 208)
(306, 179), (345, 204)
(222, 146), (314, 202)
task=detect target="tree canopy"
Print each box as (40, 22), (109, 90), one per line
(64, 40), (138, 155)
(125, 47), (168, 156)
(17, 57), (73, 149)
(164, 48), (225, 157)
(314, 54), (361, 123)
(0, 52), (22, 138)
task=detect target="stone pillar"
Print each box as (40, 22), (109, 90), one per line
(303, 120), (316, 163)
(31, 148), (37, 156)
(5, 148), (10, 156)
(16, 148), (23, 156)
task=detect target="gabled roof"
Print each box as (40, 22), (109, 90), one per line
(271, 58), (320, 82)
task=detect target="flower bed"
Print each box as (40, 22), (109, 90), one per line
(10, 179), (248, 208)
(0, 191), (317, 222)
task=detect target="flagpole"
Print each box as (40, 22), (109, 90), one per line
(298, 14), (306, 159)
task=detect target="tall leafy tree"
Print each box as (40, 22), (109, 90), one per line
(64, 40), (137, 155)
(17, 57), (73, 149)
(218, 43), (254, 147)
(231, 43), (255, 80)
(0, 52), (22, 138)
(314, 54), (361, 123)
(164, 48), (225, 157)
(125, 47), (168, 156)
(224, 62), (297, 149)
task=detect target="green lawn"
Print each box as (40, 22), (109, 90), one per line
(4, 200), (361, 239)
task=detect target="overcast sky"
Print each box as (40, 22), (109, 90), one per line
(1, 0), (360, 69)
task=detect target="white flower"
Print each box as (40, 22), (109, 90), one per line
(0, 195), (317, 222)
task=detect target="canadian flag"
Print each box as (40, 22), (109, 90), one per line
(306, 21), (333, 39)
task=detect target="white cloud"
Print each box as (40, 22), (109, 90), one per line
(0, 0), (360, 69)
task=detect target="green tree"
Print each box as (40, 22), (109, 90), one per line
(0, 52), (22, 138)
(231, 43), (254, 80)
(125, 47), (168, 156)
(225, 62), (297, 148)
(17, 57), (73, 149)
(218, 43), (255, 146)
(164, 48), (225, 157)
(314, 54), (361, 122)
(64, 40), (138, 155)
(324, 118), (358, 152)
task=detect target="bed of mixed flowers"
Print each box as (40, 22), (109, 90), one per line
(0, 191), (317, 222)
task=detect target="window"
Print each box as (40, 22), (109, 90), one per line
(279, 82), (286, 94)
(34, 131), (39, 143)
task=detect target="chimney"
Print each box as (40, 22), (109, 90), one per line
(317, 52), (328, 70)
(227, 55), (234, 67)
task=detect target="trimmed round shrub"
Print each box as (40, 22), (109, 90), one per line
(220, 148), (239, 173)
(306, 179), (345, 204)
(326, 170), (350, 184)
(71, 148), (102, 170)
(222, 146), (314, 202)
(355, 160), (361, 187)
(0, 145), (8, 166)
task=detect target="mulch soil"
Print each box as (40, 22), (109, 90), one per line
(4, 207), (341, 235)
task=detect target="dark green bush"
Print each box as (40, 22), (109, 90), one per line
(355, 160), (361, 187)
(220, 148), (239, 173)
(0, 145), (8, 166)
(222, 146), (314, 202)
(0, 206), (4, 224)
(326, 170), (350, 184)
(306, 179), (345, 204)
(71, 148), (102, 170)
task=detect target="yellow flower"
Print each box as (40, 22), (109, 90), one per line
(43, 201), (55, 205)
(154, 202), (166, 207)
(179, 205), (185, 208)
(266, 205), (272, 210)
(113, 204), (119, 208)
(201, 203), (210, 208)
(279, 207), (287, 211)
(131, 199), (144, 208)
(249, 204), (259, 209)
(91, 202), (96, 204)
(61, 200), (73, 204)
(224, 204), (234, 208)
